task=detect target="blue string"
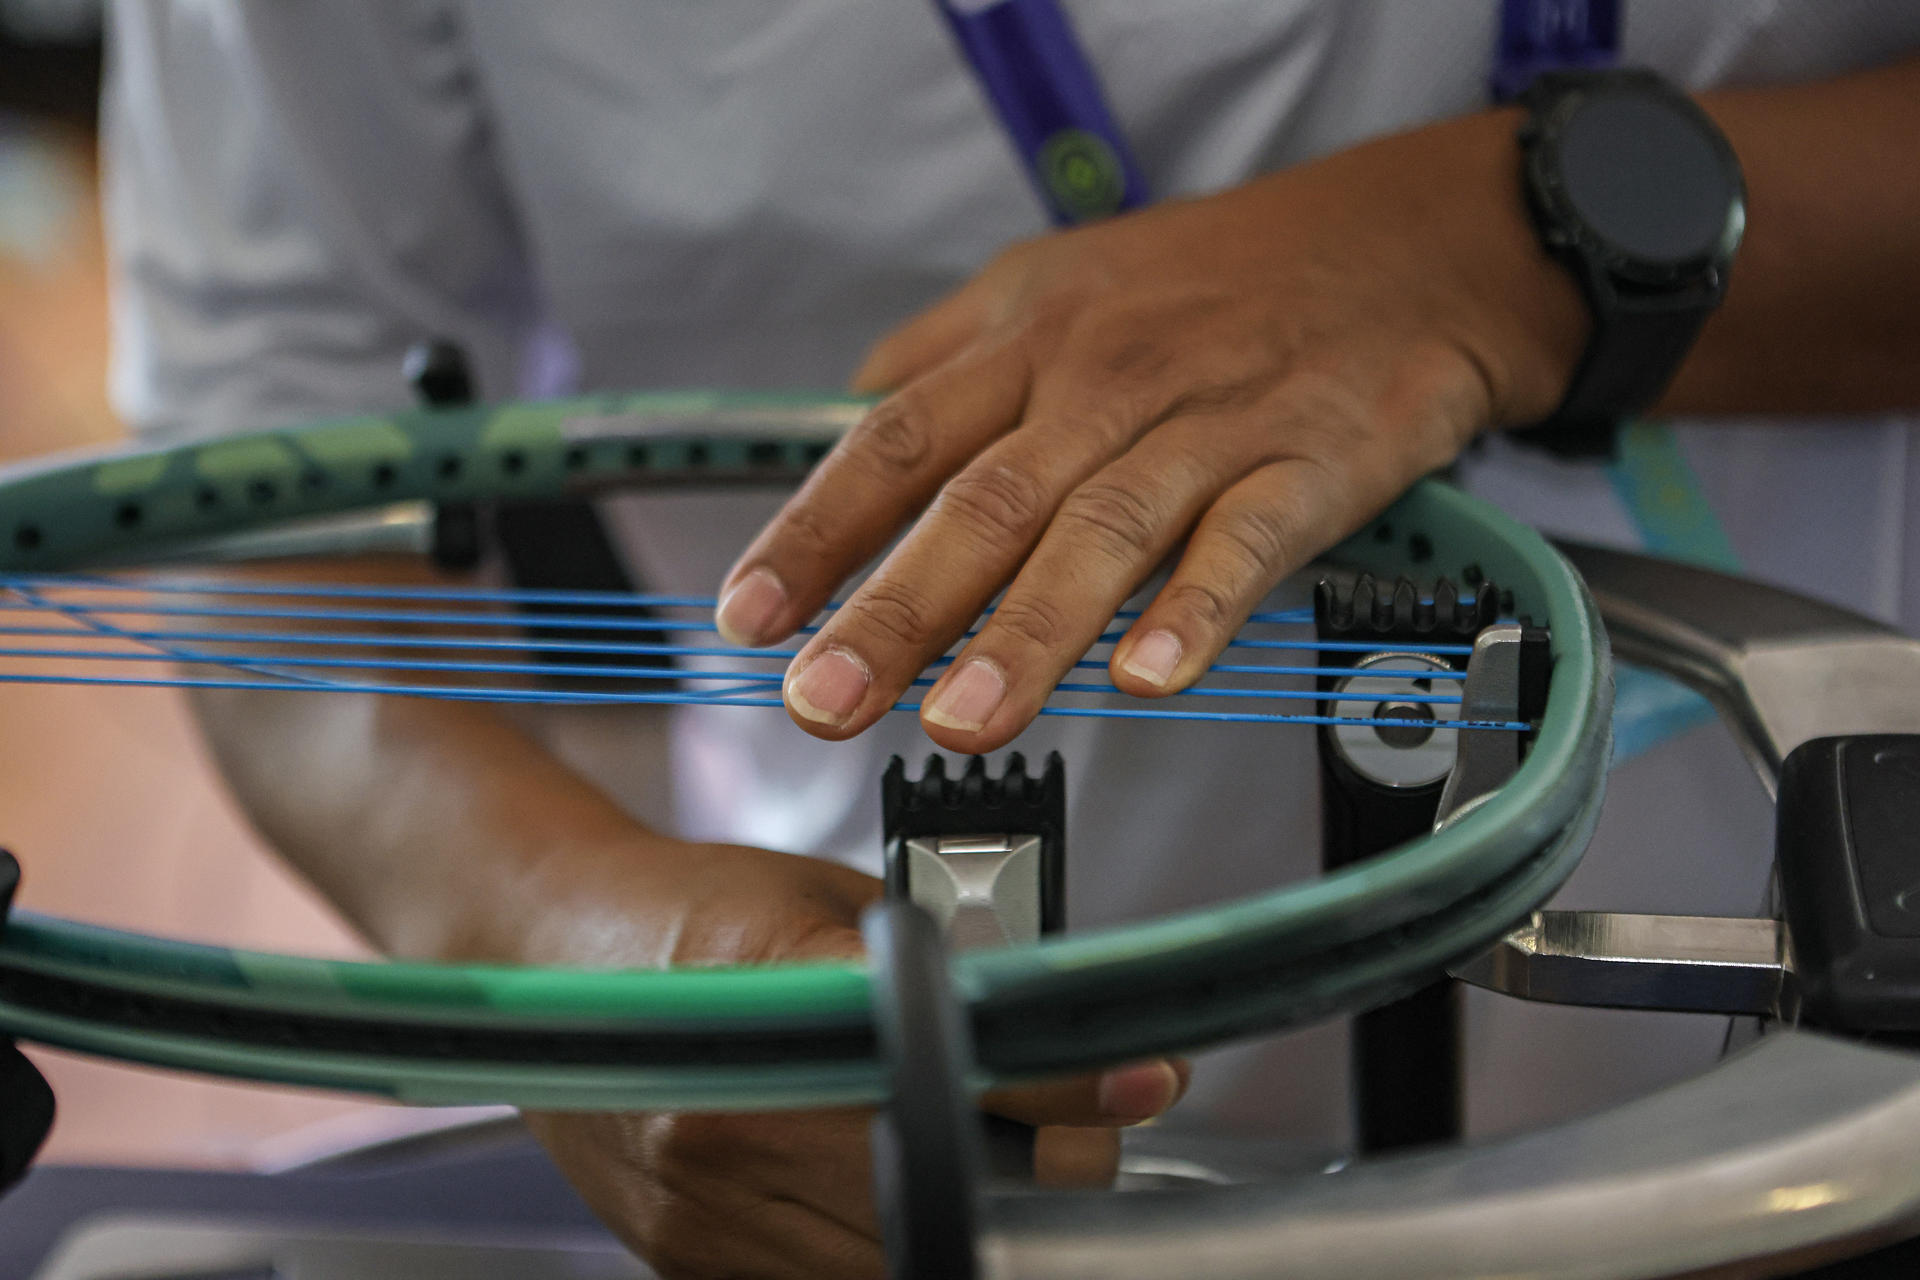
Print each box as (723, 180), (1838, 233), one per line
(0, 574), (1513, 728)
(7, 582), (329, 689)
(1, 574), (1320, 627)
(0, 601), (1469, 655)
(0, 645), (1471, 705)
(0, 625), (1467, 683)
(0, 671), (1525, 729)
(0, 598), (756, 634)
(5, 574), (728, 610)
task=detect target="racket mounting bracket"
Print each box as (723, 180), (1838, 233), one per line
(1313, 572), (1546, 1153)
(0, 850), (56, 1198)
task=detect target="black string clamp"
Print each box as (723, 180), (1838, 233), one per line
(1313, 572), (1502, 647)
(882, 752), (1066, 935)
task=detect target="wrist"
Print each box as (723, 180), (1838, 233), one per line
(427, 830), (695, 969)
(1421, 108), (1592, 429)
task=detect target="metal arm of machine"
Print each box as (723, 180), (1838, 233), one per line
(1554, 540), (1920, 792)
(1453, 909), (1787, 1015)
(979, 1031), (1920, 1280)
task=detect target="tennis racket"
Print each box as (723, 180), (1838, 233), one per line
(0, 387), (1612, 1116)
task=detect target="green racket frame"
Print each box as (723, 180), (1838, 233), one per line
(0, 391), (1612, 1110)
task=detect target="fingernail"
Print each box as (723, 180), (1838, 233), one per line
(1119, 629), (1182, 688)
(715, 568), (788, 646)
(924, 658), (1006, 734)
(1097, 1060), (1181, 1123)
(786, 647), (870, 727)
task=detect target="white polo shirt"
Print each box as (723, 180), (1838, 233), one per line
(103, 0), (1920, 1145)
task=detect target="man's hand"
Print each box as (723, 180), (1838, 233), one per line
(510, 840), (1188, 1280)
(183, 561), (1186, 1279)
(717, 109), (1585, 752)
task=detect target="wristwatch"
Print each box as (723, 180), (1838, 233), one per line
(1511, 68), (1746, 456)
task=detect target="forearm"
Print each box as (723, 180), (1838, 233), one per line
(191, 684), (665, 964)
(183, 558), (683, 967)
(1666, 54), (1920, 415)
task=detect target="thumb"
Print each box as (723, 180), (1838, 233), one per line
(981, 1057), (1192, 1128)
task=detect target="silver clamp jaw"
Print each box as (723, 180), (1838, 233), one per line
(896, 834), (1047, 951)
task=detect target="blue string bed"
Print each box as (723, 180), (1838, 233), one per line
(0, 574), (1521, 732)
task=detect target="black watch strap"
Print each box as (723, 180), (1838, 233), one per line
(1511, 286), (1714, 457)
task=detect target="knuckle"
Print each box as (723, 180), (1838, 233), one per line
(649, 1112), (746, 1170)
(1057, 480), (1165, 564)
(853, 393), (937, 474)
(1025, 398), (1138, 454)
(990, 593), (1073, 655)
(1219, 498), (1301, 574)
(1272, 375), (1375, 461)
(848, 575), (942, 651)
(766, 495), (838, 564)
(1164, 577), (1239, 633)
(935, 458), (1053, 546)
(1094, 333), (1175, 384)
(1166, 374), (1263, 419)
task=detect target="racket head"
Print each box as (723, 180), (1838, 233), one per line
(0, 392), (1612, 1108)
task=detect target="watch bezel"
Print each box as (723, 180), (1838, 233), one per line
(1521, 71), (1747, 296)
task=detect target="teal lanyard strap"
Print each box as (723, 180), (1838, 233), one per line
(1606, 420), (1743, 761)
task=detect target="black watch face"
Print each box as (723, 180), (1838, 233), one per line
(1556, 91), (1741, 277)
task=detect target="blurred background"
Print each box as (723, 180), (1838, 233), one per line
(1, 0), (404, 1170)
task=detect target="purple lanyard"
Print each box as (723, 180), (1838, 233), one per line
(931, 0), (1149, 225)
(1491, 0), (1620, 100)
(938, 0), (1622, 225)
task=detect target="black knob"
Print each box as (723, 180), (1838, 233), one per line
(404, 339), (475, 408)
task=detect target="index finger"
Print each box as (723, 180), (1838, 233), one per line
(850, 275), (996, 394)
(714, 338), (1030, 648)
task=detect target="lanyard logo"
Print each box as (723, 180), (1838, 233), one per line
(1037, 128), (1127, 221)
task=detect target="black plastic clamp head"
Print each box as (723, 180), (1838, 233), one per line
(862, 900), (983, 1280)
(1313, 573), (1502, 658)
(882, 753), (1066, 934)
(0, 850), (57, 1197)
